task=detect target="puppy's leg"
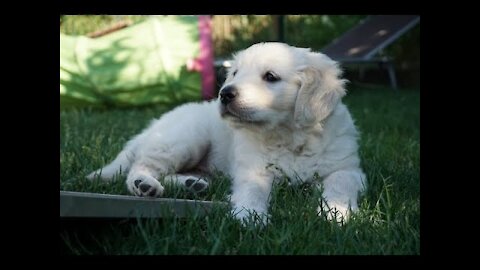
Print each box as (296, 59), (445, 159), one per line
(86, 149), (133, 181)
(126, 139), (210, 197)
(229, 148), (275, 226)
(230, 171), (274, 226)
(164, 174), (209, 193)
(126, 163), (165, 197)
(102, 102), (215, 197)
(125, 153), (190, 198)
(86, 132), (148, 181)
(317, 169), (366, 222)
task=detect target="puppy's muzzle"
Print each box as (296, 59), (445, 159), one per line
(219, 85), (238, 105)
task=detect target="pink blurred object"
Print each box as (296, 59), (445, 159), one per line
(197, 16), (215, 100)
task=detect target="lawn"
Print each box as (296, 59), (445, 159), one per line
(60, 85), (420, 255)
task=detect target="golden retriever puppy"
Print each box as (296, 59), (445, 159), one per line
(88, 42), (367, 224)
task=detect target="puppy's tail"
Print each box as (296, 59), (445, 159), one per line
(86, 149), (134, 181)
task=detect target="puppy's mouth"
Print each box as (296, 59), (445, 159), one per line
(220, 104), (256, 122)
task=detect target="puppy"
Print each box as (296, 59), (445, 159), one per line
(88, 42), (366, 224)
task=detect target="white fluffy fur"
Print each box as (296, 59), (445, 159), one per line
(88, 42), (366, 224)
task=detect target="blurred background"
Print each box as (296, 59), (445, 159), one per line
(60, 15), (420, 110)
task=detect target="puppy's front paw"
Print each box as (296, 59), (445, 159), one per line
(231, 207), (270, 227)
(184, 177), (209, 193)
(127, 175), (164, 197)
(317, 200), (358, 224)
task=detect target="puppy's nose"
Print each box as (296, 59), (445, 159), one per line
(219, 86), (238, 105)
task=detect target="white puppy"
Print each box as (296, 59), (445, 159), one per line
(88, 42), (366, 224)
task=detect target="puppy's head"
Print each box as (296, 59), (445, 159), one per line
(218, 42), (346, 128)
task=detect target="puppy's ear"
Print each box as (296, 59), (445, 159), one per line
(294, 51), (347, 127)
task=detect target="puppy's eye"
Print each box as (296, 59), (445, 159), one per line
(263, 71), (280, 82)
(232, 70), (237, 77)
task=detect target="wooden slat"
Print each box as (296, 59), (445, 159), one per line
(60, 191), (228, 218)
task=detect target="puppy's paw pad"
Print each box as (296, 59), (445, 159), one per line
(139, 182), (152, 193)
(147, 188), (158, 197)
(134, 179), (142, 188)
(185, 179), (195, 187)
(127, 176), (164, 198)
(185, 178), (208, 193)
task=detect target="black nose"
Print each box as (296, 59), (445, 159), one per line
(219, 86), (238, 105)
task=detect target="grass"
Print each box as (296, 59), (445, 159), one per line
(60, 85), (420, 255)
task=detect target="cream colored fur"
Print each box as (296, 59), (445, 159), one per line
(88, 42), (367, 225)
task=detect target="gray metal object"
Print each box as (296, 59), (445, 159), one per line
(60, 191), (228, 218)
(322, 15), (420, 90)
